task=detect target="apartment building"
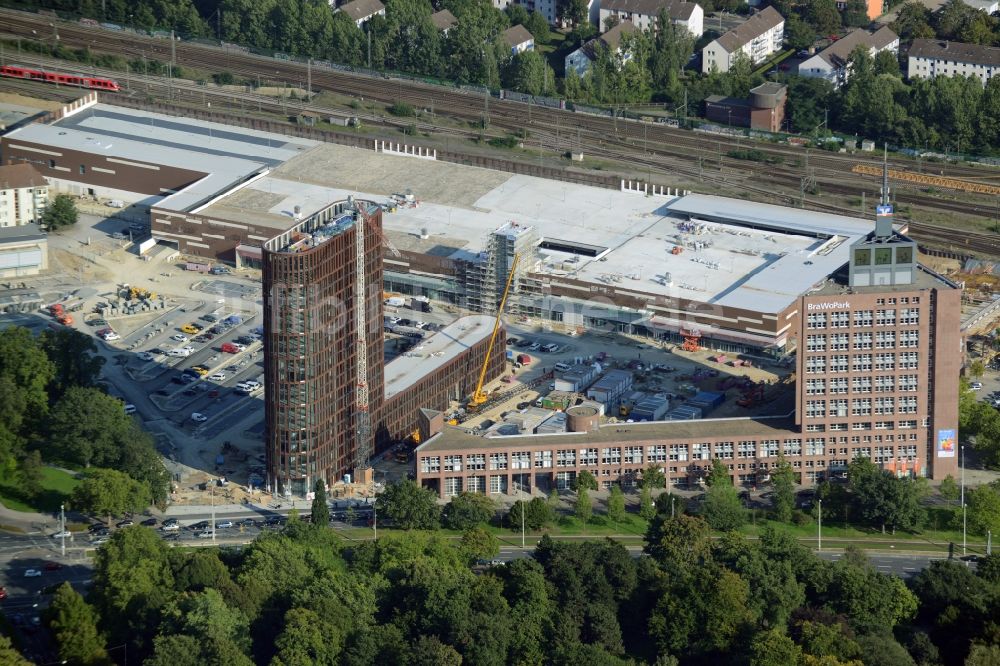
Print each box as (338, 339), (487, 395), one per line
(907, 39), (1000, 84)
(599, 0), (704, 36)
(0, 164), (48, 228)
(702, 6), (784, 74)
(798, 26), (899, 88)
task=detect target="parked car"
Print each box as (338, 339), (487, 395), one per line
(136, 352), (154, 361)
(88, 523), (107, 532)
(141, 518), (158, 526)
(191, 412), (209, 423)
(43, 562), (62, 571)
(237, 518), (257, 528)
(971, 382), (984, 390)
(116, 519), (134, 528)
(171, 334), (189, 343)
(216, 520), (234, 529)
(209, 372), (227, 382)
(51, 530), (71, 538)
(161, 523), (180, 531)
(123, 404), (137, 415)
(201, 314), (219, 323)
(195, 530), (214, 539)
(24, 569), (41, 577)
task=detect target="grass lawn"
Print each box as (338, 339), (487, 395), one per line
(0, 466), (80, 514)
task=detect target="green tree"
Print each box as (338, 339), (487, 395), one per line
(575, 485), (593, 524)
(607, 485), (626, 523)
(702, 460), (745, 531)
(375, 480), (441, 530)
(641, 465), (666, 490)
(873, 50), (901, 78)
(751, 628), (802, 666)
(42, 194), (79, 231)
(771, 455), (796, 523)
(444, 491), (496, 530)
(966, 643), (1000, 666)
(45, 581), (109, 665)
(639, 485), (656, 520)
(649, 17), (694, 97)
(809, 0), (843, 35)
(849, 457), (926, 533)
(38, 327), (105, 400)
(843, 0), (872, 27)
(459, 526), (500, 563)
(16, 449), (43, 499)
(0, 635), (32, 666)
(573, 469), (599, 492)
(939, 474), (961, 501)
(970, 359), (986, 380)
(891, 2), (935, 39)
(785, 13), (818, 51)
(271, 607), (337, 666)
(310, 478), (329, 527)
(509, 496), (555, 530)
(967, 484), (1000, 536)
(71, 468), (150, 524)
(644, 513), (712, 566)
(0, 326), (55, 417)
(505, 49), (547, 95)
(524, 11), (549, 42)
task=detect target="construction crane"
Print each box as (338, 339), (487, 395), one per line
(469, 253), (519, 409)
(352, 198), (374, 477)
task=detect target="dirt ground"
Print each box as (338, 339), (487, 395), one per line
(273, 143), (513, 208)
(462, 321), (792, 429)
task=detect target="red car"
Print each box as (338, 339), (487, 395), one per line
(43, 562), (62, 571)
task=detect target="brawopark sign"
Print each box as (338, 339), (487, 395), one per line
(806, 301), (851, 311)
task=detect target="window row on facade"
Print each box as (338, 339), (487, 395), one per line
(428, 443), (925, 496)
(806, 307), (920, 329)
(418, 437), (929, 474)
(804, 330), (920, 351)
(805, 352), (920, 373)
(805, 375), (920, 395)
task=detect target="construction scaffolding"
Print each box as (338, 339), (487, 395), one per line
(459, 222), (537, 315)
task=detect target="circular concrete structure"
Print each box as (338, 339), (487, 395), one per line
(566, 405), (600, 432)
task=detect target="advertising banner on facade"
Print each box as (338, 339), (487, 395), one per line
(937, 429), (956, 458)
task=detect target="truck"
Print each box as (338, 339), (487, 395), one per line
(384, 296), (405, 307)
(409, 297), (431, 312)
(185, 262), (212, 273)
(516, 353), (531, 365)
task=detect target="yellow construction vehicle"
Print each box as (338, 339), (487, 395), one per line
(468, 253), (520, 410)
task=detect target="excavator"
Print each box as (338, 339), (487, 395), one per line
(467, 253), (520, 411)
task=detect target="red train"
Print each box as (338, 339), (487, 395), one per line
(0, 64), (120, 92)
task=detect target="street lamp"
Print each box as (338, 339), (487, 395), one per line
(520, 475), (525, 549)
(817, 498), (822, 551)
(961, 444), (966, 556)
(60, 503), (66, 558)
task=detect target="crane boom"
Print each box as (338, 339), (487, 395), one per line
(470, 253), (519, 407)
(353, 200), (372, 473)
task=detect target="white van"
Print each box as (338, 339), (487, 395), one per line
(554, 362), (571, 372)
(168, 348), (191, 357)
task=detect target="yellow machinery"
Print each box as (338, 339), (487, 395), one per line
(851, 163), (1000, 196)
(469, 253), (520, 409)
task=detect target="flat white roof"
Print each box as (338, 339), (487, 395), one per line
(5, 104), (316, 212)
(384, 314), (496, 400)
(209, 157), (880, 314)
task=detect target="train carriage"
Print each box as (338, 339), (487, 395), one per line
(0, 64), (120, 92)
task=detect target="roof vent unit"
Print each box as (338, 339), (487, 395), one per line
(419, 227), (429, 239)
(293, 204), (302, 221)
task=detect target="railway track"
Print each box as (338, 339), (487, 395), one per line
(5, 7), (999, 195)
(2, 7), (999, 257)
